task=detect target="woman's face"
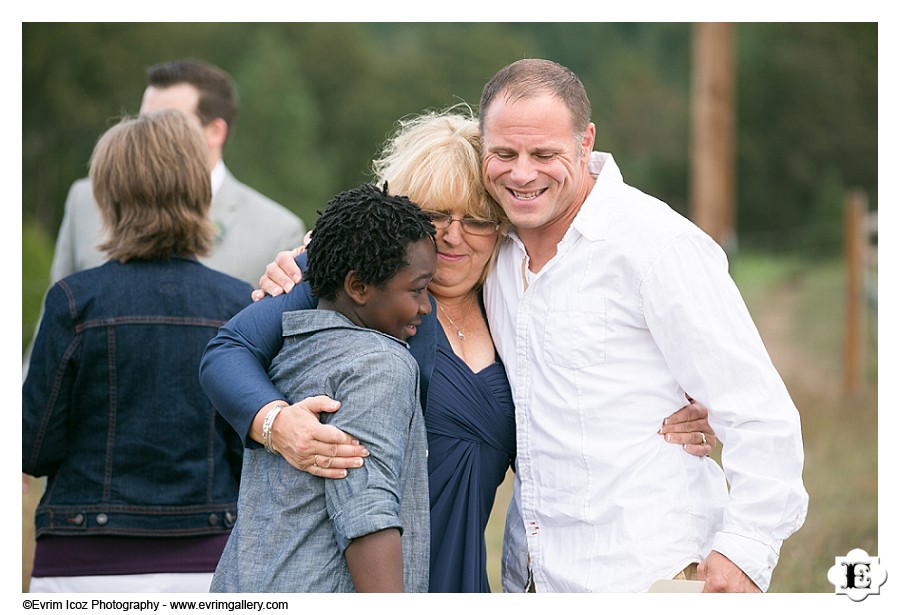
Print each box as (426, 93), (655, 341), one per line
(424, 204), (499, 300)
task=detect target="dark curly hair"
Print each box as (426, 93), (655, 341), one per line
(305, 183), (436, 301)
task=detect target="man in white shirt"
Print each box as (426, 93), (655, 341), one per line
(480, 58), (808, 593)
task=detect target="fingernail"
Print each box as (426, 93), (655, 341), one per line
(665, 434), (672, 442)
(663, 418), (669, 426)
(285, 282), (294, 292)
(361, 447), (370, 456)
(354, 459), (364, 467)
(293, 275), (303, 284)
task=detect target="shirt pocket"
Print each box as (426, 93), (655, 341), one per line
(542, 293), (607, 369)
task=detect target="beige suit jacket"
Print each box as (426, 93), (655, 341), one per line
(50, 167), (306, 286)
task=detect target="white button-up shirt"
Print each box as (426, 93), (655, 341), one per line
(486, 153), (808, 592)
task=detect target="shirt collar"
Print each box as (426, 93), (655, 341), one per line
(210, 160), (226, 197)
(570, 152), (622, 242)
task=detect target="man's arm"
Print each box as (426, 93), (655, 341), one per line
(698, 550), (762, 592)
(643, 231), (808, 592)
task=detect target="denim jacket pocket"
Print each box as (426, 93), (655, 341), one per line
(543, 293), (607, 369)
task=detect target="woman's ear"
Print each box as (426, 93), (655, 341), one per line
(343, 270), (369, 306)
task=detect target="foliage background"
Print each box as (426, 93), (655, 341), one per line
(20, 22), (880, 595)
(23, 24), (876, 351)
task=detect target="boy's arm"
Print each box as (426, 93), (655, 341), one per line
(324, 347), (422, 591)
(345, 528), (403, 592)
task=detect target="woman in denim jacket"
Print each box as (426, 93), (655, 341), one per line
(22, 110), (251, 593)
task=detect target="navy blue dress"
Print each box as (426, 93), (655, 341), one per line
(424, 324), (516, 593)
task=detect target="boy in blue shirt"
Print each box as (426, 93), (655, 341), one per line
(210, 184), (436, 592)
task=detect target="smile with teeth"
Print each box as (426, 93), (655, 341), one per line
(510, 188), (546, 200)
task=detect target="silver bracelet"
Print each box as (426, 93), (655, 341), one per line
(262, 404), (286, 454)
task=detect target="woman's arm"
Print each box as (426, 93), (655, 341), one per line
(659, 396), (719, 456)
(252, 248), (307, 301)
(200, 254), (368, 478)
(22, 283), (77, 476)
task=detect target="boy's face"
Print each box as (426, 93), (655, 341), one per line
(363, 238), (436, 341)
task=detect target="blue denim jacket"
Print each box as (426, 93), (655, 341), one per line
(210, 310), (430, 592)
(22, 258), (252, 538)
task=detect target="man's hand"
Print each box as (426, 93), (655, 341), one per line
(698, 550), (762, 592)
(658, 395), (718, 457)
(251, 396), (369, 478)
(251, 233), (312, 302)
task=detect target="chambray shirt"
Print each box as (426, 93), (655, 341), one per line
(210, 310), (430, 592)
(486, 153), (808, 593)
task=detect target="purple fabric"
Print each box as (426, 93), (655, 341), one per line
(31, 534), (229, 577)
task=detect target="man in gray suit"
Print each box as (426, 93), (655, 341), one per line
(49, 58), (306, 287)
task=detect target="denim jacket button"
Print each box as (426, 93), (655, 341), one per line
(96, 513), (108, 525)
(208, 513), (219, 526)
(225, 511), (236, 528)
(71, 513), (85, 526)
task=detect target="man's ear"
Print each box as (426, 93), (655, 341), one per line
(580, 122), (596, 158)
(343, 270), (369, 306)
(202, 117), (229, 162)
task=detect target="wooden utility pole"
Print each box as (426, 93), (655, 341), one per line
(690, 23), (736, 252)
(843, 190), (868, 394)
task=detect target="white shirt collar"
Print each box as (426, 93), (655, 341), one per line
(210, 160), (226, 197)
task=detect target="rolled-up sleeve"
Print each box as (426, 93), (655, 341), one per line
(321, 349), (420, 553)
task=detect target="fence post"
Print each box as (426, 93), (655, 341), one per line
(843, 190), (867, 394)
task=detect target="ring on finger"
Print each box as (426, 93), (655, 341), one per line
(700, 432), (707, 445)
(313, 454), (320, 467)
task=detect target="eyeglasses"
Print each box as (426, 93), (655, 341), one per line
(428, 212), (500, 236)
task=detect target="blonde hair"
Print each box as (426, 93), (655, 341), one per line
(372, 105), (505, 224)
(91, 109), (215, 262)
(371, 106), (504, 290)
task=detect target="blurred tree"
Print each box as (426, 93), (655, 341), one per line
(225, 27), (334, 227)
(736, 23), (877, 252)
(22, 22), (878, 354)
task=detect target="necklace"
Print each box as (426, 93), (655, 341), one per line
(436, 296), (475, 341)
